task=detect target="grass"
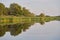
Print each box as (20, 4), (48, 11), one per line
(0, 16), (60, 25)
(0, 16), (34, 25)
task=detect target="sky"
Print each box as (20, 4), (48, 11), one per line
(0, 0), (60, 16)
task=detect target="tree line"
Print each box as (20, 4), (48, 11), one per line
(0, 3), (46, 17)
(0, 3), (36, 17)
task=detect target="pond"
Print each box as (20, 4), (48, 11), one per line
(0, 20), (60, 40)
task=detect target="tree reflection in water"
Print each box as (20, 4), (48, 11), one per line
(0, 22), (34, 37)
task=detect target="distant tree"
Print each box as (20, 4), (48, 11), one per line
(46, 15), (50, 17)
(39, 13), (45, 17)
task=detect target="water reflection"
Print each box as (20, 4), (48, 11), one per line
(0, 22), (34, 37)
(0, 17), (60, 37)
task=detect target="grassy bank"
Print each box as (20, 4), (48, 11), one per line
(0, 16), (60, 25)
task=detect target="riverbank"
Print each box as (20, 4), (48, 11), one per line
(0, 16), (60, 25)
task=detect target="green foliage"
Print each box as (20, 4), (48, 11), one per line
(39, 13), (45, 17)
(0, 3), (60, 26)
(5, 7), (10, 15)
(22, 7), (35, 17)
(0, 3), (35, 16)
(10, 3), (23, 16)
(0, 3), (5, 15)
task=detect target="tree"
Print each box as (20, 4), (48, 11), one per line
(0, 3), (5, 15)
(39, 13), (45, 17)
(0, 3), (35, 16)
(4, 7), (10, 15)
(22, 7), (35, 17)
(10, 3), (23, 16)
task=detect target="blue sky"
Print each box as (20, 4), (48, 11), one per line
(0, 0), (60, 16)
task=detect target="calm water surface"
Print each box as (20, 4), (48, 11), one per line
(0, 21), (60, 40)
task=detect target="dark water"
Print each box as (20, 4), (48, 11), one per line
(0, 21), (60, 40)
